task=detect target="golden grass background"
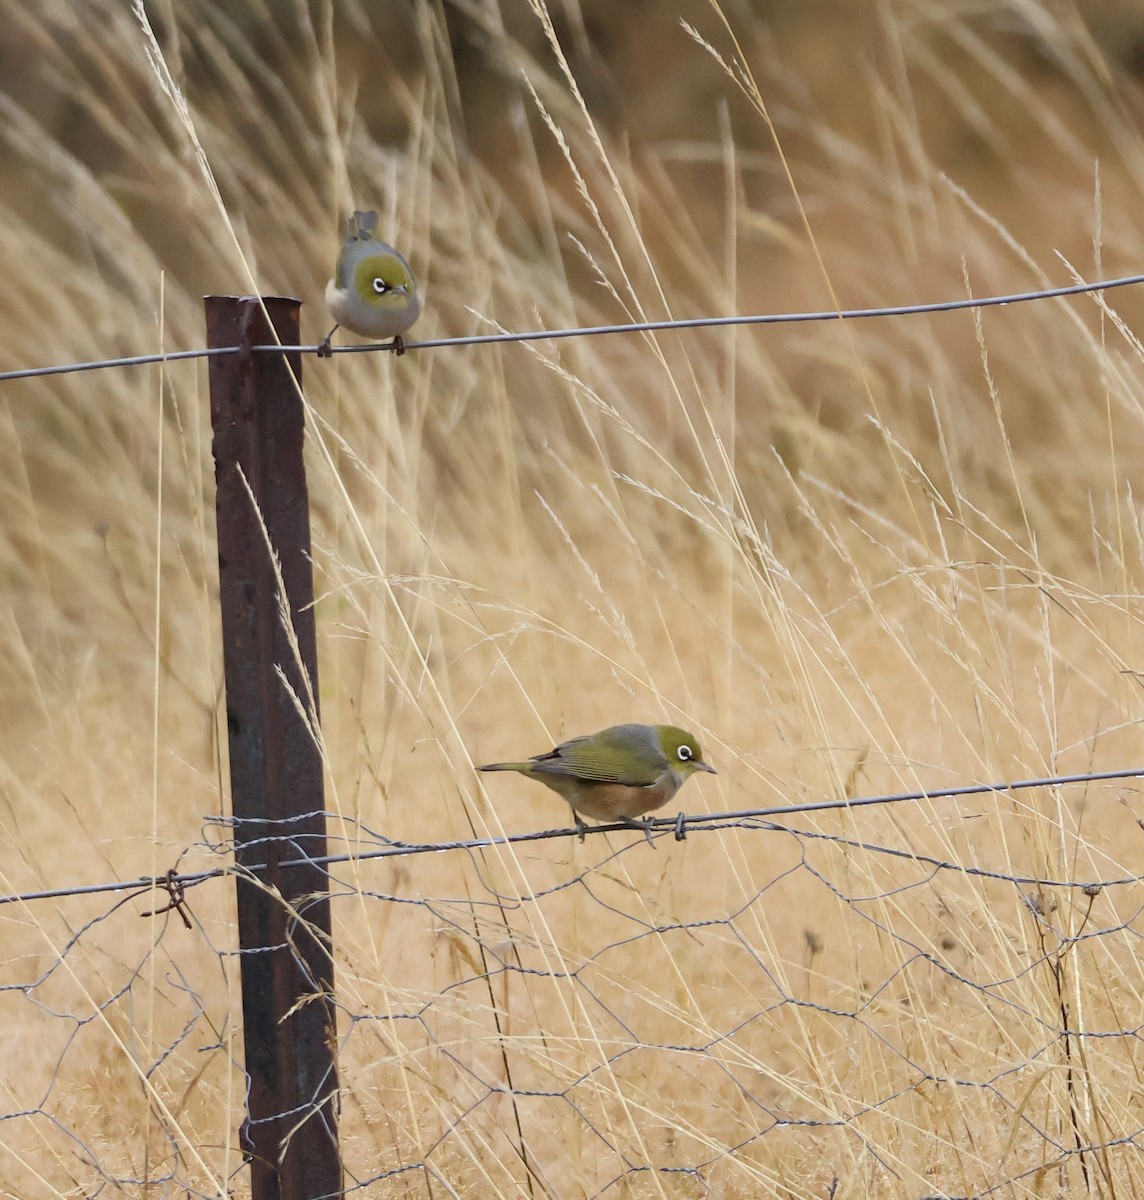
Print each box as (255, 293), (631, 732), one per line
(3, 0), (1144, 1195)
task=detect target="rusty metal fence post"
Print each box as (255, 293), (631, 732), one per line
(205, 296), (341, 1200)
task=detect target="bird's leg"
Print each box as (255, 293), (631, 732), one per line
(316, 324), (339, 358)
(572, 810), (588, 843)
(618, 815), (657, 850)
(390, 335), (406, 356)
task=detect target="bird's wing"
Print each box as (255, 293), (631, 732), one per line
(530, 728), (661, 786)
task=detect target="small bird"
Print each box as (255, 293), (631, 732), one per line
(319, 210), (420, 357)
(478, 723), (716, 842)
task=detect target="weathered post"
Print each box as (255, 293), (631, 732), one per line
(205, 295), (340, 1200)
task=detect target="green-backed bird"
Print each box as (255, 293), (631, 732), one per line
(320, 210), (420, 356)
(478, 723), (716, 841)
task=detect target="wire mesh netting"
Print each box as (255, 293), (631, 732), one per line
(4, 773), (1143, 1198)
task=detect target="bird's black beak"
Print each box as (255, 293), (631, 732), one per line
(697, 761), (717, 774)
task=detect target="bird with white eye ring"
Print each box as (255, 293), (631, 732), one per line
(478, 723), (716, 844)
(319, 210), (420, 357)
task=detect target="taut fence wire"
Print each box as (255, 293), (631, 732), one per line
(3, 762), (1143, 909)
(1, 271), (1141, 383)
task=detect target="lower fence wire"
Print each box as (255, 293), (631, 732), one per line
(3, 775), (1144, 1198)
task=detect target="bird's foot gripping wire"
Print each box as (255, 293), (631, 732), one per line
(620, 815), (656, 850)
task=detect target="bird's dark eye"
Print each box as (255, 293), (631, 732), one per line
(678, 745), (693, 761)
(372, 277), (389, 295)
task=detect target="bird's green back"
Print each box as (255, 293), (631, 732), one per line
(529, 723), (667, 786)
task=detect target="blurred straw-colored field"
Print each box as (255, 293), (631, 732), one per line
(4, 0), (1144, 1195)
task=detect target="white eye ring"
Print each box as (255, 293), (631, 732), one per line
(677, 745), (693, 761)
(372, 277), (389, 295)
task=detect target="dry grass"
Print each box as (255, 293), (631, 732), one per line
(2, 0), (1144, 1195)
